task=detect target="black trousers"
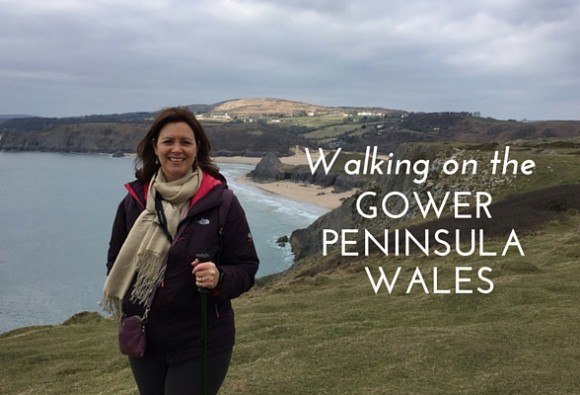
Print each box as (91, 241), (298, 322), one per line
(128, 351), (232, 395)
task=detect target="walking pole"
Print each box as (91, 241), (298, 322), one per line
(195, 253), (211, 395)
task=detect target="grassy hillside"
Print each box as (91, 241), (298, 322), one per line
(1, 212), (578, 394)
(230, 215), (580, 394)
(208, 98), (402, 118)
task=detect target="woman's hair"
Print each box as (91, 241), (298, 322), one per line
(135, 107), (220, 182)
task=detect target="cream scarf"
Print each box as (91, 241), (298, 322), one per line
(100, 168), (203, 319)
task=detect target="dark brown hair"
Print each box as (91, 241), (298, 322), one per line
(135, 107), (220, 182)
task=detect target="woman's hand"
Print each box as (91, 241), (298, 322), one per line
(191, 259), (220, 289)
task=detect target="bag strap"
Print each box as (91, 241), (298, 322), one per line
(141, 290), (155, 323)
(138, 191), (173, 322)
(154, 191), (174, 244)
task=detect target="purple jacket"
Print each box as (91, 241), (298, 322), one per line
(107, 172), (259, 364)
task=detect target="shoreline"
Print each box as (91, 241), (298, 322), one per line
(236, 176), (357, 210)
(214, 153), (356, 210)
(213, 151), (316, 166)
(213, 156), (261, 165)
(105, 152), (353, 210)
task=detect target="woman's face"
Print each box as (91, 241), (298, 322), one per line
(154, 122), (198, 182)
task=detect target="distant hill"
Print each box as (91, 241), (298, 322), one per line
(213, 98), (327, 116)
(1, 98), (579, 155)
(336, 112), (580, 153)
(0, 114), (35, 126)
(202, 97), (404, 118)
(0, 114), (35, 120)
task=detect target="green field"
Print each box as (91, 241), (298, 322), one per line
(391, 141), (580, 196)
(278, 114), (347, 129)
(276, 114), (384, 143)
(1, 212), (579, 394)
(303, 124), (372, 142)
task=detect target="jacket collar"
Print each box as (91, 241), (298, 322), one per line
(125, 171), (226, 211)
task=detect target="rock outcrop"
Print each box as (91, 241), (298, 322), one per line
(248, 152), (365, 192)
(249, 152), (284, 181)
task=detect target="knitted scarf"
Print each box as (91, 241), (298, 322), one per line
(100, 168), (203, 319)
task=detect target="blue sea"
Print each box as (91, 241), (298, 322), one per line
(0, 152), (326, 333)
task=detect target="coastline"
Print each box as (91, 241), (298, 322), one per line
(236, 176), (356, 210)
(213, 151), (317, 166)
(213, 155), (261, 166)
(214, 153), (356, 210)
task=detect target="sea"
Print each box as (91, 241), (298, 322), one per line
(0, 152), (327, 333)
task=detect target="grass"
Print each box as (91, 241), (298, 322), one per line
(303, 124), (363, 140)
(278, 114), (384, 142)
(1, 213), (579, 394)
(484, 144), (580, 201)
(0, 317), (134, 394)
(230, 215), (580, 394)
(410, 141), (580, 201)
(278, 114), (347, 129)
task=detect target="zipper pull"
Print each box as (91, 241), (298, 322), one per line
(215, 305), (220, 319)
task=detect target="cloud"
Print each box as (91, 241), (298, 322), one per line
(0, 0), (578, 119)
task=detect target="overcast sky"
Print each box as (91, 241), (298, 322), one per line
(1, 0), (579, 120)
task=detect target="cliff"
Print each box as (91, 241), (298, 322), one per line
(0, 118), (309, 155)
(0, 123), (146, 153)
(289, 142), (535, 261)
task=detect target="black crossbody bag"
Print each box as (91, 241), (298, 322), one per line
(118, 192), (173, 358)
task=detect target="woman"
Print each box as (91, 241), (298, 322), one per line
(101, 107), (259, 394)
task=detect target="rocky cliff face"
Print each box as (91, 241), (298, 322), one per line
(0, 117), (306, 156)
(0, 124), (146, 153)
(289, 143), (517, 261)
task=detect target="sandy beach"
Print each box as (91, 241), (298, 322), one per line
(213, 156), (261, 165)
(237, 176), (357, 210)
(214, 152), (356, 210)
(213, 150), (317, 166)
